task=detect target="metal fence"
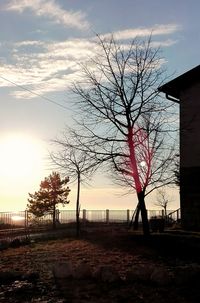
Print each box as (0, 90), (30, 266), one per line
(0, 211), (26, 228)
(166, 208), (181, 223)
(0, 208), (180, 243)
(0, 208), (178, 229)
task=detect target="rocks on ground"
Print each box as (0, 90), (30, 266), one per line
(52, 261), (200, 303)
(0, 270), (64, 303)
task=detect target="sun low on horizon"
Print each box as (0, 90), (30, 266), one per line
(0, 132), (47, 211)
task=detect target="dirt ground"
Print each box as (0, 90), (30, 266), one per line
(0, 226), (200, 303)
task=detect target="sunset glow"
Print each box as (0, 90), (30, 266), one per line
(11, 215), (24, 221)
(0, 133), (45, 182)
(0, 0), (194, 211)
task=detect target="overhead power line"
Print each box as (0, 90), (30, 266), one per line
(0, 75), (70, 110)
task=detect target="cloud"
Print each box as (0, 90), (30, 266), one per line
(0, 38), (95, 98)
(0, 23), (180, 99)
(4, 0), (90, 30)
(151, 39), (177, 48)
(101, 24), (181, 41)
(15, 40), (44, 47)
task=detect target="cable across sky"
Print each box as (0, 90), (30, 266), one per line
(0, 75), (70, 111)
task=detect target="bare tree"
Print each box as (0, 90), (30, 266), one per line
(155, 188), (171, 217)
(173, 154), (180, 187)
(69, 35), (177, 236)
(51, 137), (98, 236)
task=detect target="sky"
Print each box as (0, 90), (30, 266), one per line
(0, 0), (199, 212)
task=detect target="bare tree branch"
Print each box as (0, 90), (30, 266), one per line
(61, 35), (178, 235)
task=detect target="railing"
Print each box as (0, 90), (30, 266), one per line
(0, 209), (180, 243)
(0, 211), (26, 228)
(0, 209), (178, 228)
(166, 208), (181, 224)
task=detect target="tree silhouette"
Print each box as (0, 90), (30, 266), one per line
(173, 154), (180, 187)
(155, 188), (171, 217)
(51, 138), (98, 236)
(70, 35), (177, 236)
(27, 172), (70, 229)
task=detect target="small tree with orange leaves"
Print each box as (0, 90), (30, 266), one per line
(27, 172), (70, 229)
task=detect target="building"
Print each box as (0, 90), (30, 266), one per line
(158, 65), (200, 230)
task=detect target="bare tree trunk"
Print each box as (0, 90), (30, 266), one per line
(164, 205), (167, 217)
(127, 128), (150, 235)
(138, 191), (150, 236)
(133, 203), (140, 230)
(76, 172), (81, 237)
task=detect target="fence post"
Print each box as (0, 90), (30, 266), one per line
(25, 210), (28, 229)
(177, 209), (180, 221)
(106, 209), (109, 224)
(127, 209), (130, 224)
(83, 209), (87, 223)
(55, 209), (60, 222)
